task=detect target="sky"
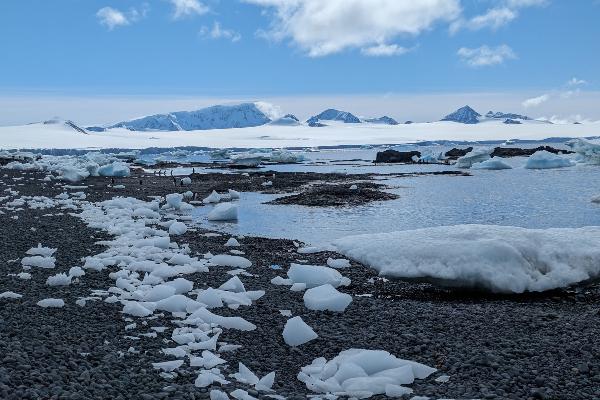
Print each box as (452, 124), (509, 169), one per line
(0, 0), (599, 125)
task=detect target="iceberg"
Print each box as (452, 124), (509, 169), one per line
(471, 157), (512, 170)
(525, 150), (574, 169)
(455, 148), (491, 168)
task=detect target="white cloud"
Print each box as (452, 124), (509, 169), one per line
(244, 0), (461, 57)
(450, 7), (516, 33)
(457, 45), (516, 67)
(96, 5), (148, 30)
(360, 44), (410, 57)
(199, 22), (241, 42)
(522, 94), (550, 108)
(96, 7), (130, 30)
(451, 0), (546, 33)
(170, 0), (209, 19)
(567, 77), (587, 86)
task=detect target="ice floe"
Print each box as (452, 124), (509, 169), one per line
(525, 150), (574, 169)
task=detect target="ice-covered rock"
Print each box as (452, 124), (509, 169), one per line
(228, 189), (240, 200)
(303, 284), (352, 312)
(525, 150), (574, 169)
(471, 157), (512, 170)
(282, 316), (318, 346)
(333, 225), (600, 293)
(298, 349), (436, 397)
(225, 237), (240, 247)
(208, 203), (238, 221)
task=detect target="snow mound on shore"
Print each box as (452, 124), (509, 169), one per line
(333, 225), (600, 293)
(298, 349), (436, 397)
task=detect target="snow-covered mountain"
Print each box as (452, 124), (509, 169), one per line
(42, 118), (87, 134)
(441, 106), (481, 124)
(269, 114), (301, 126)
(309, 109), (361, 124)
(104, 103), (272, 132)
(363, 116), (399, 125)
(485, 111), (530, 121)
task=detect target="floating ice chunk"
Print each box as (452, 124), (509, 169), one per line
(122, 301), (154, 317)
(203, 191), (222, 204)
(152, 360), (183, 372)
(98, 161), (130, 177)
(471, 157), (512, 170)
(327, 258), (351, 269)
(592, 195), (600, 204)
(225, 237), (240, 247)
(256, 372), (276, 392)
(0, 291), (22, 299)
(287, 264), (350, 288)
(169, 221), (188, 236)
(211, 254), (252, 269)
(228, 189), (240, 200)
(282, 316), (318, 346)
(219, 276), (246, 293)
(26, 244), (57, 257)
(17, 272), (31, 280)
(181, 177), (192, 185)
(46, 273), (72, 286)
(37, 298), (65, 308)
(208, 203), (238, 221)
(298, 349), (435, 397)
(21, 256), (55, 269)
(333, 225), (600, 293)
(303, 284), (352, 312)
(456, 148), (491, 169)
(525, 150), (574, 169)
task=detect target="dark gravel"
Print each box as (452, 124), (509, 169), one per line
(1, 168), (599, 400)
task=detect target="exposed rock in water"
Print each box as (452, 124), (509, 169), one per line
(491, 146), (573, 158)
(444, 147), (473, 160)
(375, 150), (421, 163)
(268, 184), (398, 207)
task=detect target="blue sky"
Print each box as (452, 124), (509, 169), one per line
(0, 0), (599, 124)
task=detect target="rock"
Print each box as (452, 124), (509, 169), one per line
(490, 146), (573, 158)
(444, 147), (473, 160)
(375, 150), (421, 163)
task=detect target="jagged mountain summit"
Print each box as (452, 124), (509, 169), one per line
(310, 109), (361, 124)
(486, 111), (530, 121)
(364, 116), (399, 125)
(441, 105), (481, 124)
(104, 103), (272, 132)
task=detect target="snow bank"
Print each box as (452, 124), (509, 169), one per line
(472, 157), (512, 170)
(298, 349), (436, 397)
(525, 150), (574, 169)
(455, 148), (491, 168)
(282, 316), (318, 346)
(333, 225), (600, 293)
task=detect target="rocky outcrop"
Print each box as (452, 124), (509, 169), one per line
(491, 146), (573, 158)
(444, 147), (473, 160)
(375, 150), (421, 163)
